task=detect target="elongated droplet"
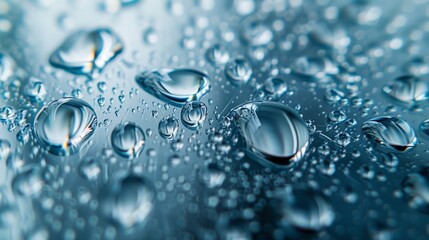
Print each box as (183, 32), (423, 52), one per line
(230, 101), (309, 167)
(111, 122), (145, 159)
(100, 174), (155, 229)
(136, 68), (211, 106)
(383, 75), (429, 104)
(280, 187), (335, 231)
(0, 52), (15, 82)
(402, 166), (429, 214)
(49, 28), (124, 78)
(206, 44), (230, 65)
(362, 116), (417, 153)
(34, 97), (97, 156)
(181, 101), (207, 130)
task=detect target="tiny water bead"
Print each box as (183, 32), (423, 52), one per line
(280, 187), (335, 231)
(33, 97), (97, 156)
(383, 75), (429, 104)
(136, 68), (211, 106)
(100, 174), (155, 229)
(49, 28), (123, 78)
(229, 101), (309, 167)
(402, 166), (429, 214)
(111, 122), (145, 159)
(224, 57), (252, 85)
(205, 44), (230, 65)
(158, 116), (179, 140)
(181, 101), (208, 130)
(362, 116), (417, 153)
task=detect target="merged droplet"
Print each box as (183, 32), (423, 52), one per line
(402, 166), (429, 214)
(181, 101), (208, 130)
(206, 44), (230, 65)
(158, 116), (179, 140)
(136, 68), (211, 106)
(49, 28), (124, 78)
(33, 97), (97, 156)
(100, 174), (155, 229)
(229, 101), (310, 167)
(224, 57), (252, 85)
(362, 116), (417, 153)
(280, 187), (335, 231)
(0, 52), (15, 82)
(111, 122), (145, 159)
(383, 75), (429, 104)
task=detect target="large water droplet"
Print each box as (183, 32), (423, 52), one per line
(181, 101), (207, 130)
(158, 116), (179, 140)
(111, 122), (145, 159)
(383, 75), (429, 104)
(362, 116), (417, 153)
(49, 28), (124, 78)
(280, 187), (335, 231)
(224, 57), (252, 85)
(34, 97), (97, 156)
(402, 166), (429, 214)
(100, 174), (155, 229)
(136, 69), (211, 106)
(229, 101), (309, 167)
(0, 52), (15, 82)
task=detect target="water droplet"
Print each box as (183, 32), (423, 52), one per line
(0, 139), (11, 161)
(262, 77), (287, 99)
(79, 158), (101, 181)
(362, 116), (417, 153)
(225, 57), (252, 85)
(328, 110), (347, 123)
(136, 68), (211, 106)
(280, 187), (334, 231)
(181, 101), (207, 130)
(230, 101), (309, 167)
(12, 166), (44, 197)
(34, 97), (97, 156)
(23, 77), (47, 103)
(291, 56), (337, 79)
(143, 27), (158, 45)
(199, 163), (225, 188)
(158, 116), (179, 140)
(0, 52), (15, 82)
(111, 122), (145, 159)
(242, 20), (273, 46)
(100, 174), (155, 229)
(383, 76), (429, 104)
(206, 44), (230, 65)
(402, 166), (429, 214)
(49, 28), (123, 78)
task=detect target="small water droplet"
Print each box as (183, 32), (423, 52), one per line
(181, 101), (207, 130)
(206, 44), (230, 65)
(12, 166), (44, 197)
(111, 122), (145, 159)
(0, 52), (15, 82)
(225, 57), (252, 85)
(402, 166), (429, 214)
(158, 116), (179, 140)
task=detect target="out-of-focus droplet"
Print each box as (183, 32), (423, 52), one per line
(143, 27), (158, 45)
(402, 166), (429, 214)
(33, 97), (97, 156)
(23, 77), (47, 103)
(262, 77), (287, 99)
(79, 158), (101, 180)
(100, 174), (155, 229)
(136, 69), (211, 106)
(206, 44), (230, 65)
(0, 52), (15, 82)
(242, 19), (273, 46)
(111, 122), (145, 159)
(0, 139), (11, 161)
(362, 116), (417, 153)
(158, 116), (179, 140)
(230, 101), (309, 167)
(383, 75), (429, 104)
(12, 166), (44, 197)
(199, 163), (225, 188)
(181, 101), (207, 130)
(225, 57), (252, 85)
(291, 56), (338, 79)
(49, 28), (123, 78)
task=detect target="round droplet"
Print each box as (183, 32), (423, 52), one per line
(225, 57), (252, 85)
(280, 187), (335, 231)
(362, 116), (417, 153)
(100, 174), (155, 229)
(405, 57), (429, 76)
(111, 122), (145, 159)
(34, 97), (97, 156)
(49, 28), (123, 78)
(12, 166), (44, 197)
(383, 75), (429, 104)
(230, 101), (310, 167)
(181, 101), (208, 130)
(136, 68), (211, 106)
(158, 116), (179, 140)
(262, 77), (287, 99)
(205, 44), (230, 65)
(79, 158), (101, 180)
(402, 166), (429, 214)
(199, 163), (225, 188)
(143, 27), (158, 45)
